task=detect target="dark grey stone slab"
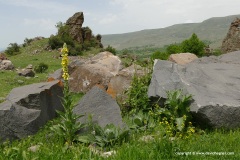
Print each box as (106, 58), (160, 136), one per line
(0, 80), (63, 141)
(148, 51), (240, 129)
(73, 86), (124, 128)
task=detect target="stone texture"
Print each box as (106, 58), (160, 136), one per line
(69, 52), (122, 93)
(69, 64), (113, 92)
(17, 64), (35, 77)
(0, 60), (14, 70)
(66, 12), (84, 43)
(0, 53), (7, 60)
(18, 69), (35, 77)
(148, 51), (240, 129)
(221, 18), (240, 53)
(0, 80), (63, 141)
(73, 86), (124, 128)
(48, 68), (62, 82)
(168, 53), (198, 65)
(107, 64), (145, 99)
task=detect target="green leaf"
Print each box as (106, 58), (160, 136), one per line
(76, 135), (93, 144)
(175, 117), (184, 131)
(133, 116), (143, 126)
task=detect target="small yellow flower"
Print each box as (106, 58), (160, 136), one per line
(61, 47), (68, 54)
(189, 127), (195, 133)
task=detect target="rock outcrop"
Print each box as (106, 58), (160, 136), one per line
(168, 53), (198, 65)
(148, 51), (240, 129)
(66, 12), (84, 43)
(221, 18), (240, 53)
(73, 86), (124, 128)
(0, 80), (63, 141)
(65, 12), (102, 48)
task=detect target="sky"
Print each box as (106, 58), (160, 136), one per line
(1, 0), (240, 50)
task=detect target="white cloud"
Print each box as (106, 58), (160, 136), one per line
(0, 0), (77, 14)
(98, 14), (117, 25)
(23, 18), (56, 31)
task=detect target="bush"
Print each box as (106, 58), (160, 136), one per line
(151, 51), (169, 60)
(5, 43), (20, 56)
(181, 33), (205, 57)
(105, 45), (117, 55)
(23, 38), (33, 47)
(34, 63), (49, 73)
(122, 71), (152, 115)
(166, 44), (182, 54)
(49, 36), (64, 49)
(149, 90), (195, 138)
(212, 49), (223, 56)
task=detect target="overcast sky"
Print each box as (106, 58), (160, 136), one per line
(1, 0), (240, 49)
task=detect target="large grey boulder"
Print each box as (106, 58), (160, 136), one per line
(0, 80), (63, 141)
(73, 86), (124, 128)
(148, 51), (240, 129)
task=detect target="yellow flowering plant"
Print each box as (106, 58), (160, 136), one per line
(150, 90), (195, 138)
(50, 43), (85, 145)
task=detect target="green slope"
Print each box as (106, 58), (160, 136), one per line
(102, 14), (240, 50)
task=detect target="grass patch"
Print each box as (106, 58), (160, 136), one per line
(1, 122), (240, 159)
(0, 39), (61, 98)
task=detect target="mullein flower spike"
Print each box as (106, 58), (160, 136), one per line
(61, 43), (69, 81)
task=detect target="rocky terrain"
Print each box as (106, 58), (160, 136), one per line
(1, 12), (240, 142)
(221, 18), (240, 53)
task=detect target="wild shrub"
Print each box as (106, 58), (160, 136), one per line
(166, 43), (182, 54)
(5, 43), (20, 56)
(122, 70), (152, 115)
(23, 38), (33, 47)
(77, 123), (129, 148)
(34, 63), (48, 73)
(212, 49), (223, 56)
(105, 45), (117, 55)
(181, 33), (205, 57)
(150, 51), (169, 60)
(149, 90), (195, 138)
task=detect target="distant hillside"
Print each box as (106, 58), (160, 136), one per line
(102, 14), (240, 50)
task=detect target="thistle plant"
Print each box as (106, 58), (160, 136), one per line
(50, 43), (84, 145)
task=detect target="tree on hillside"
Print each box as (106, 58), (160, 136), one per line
(181, 33), (205, 57)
